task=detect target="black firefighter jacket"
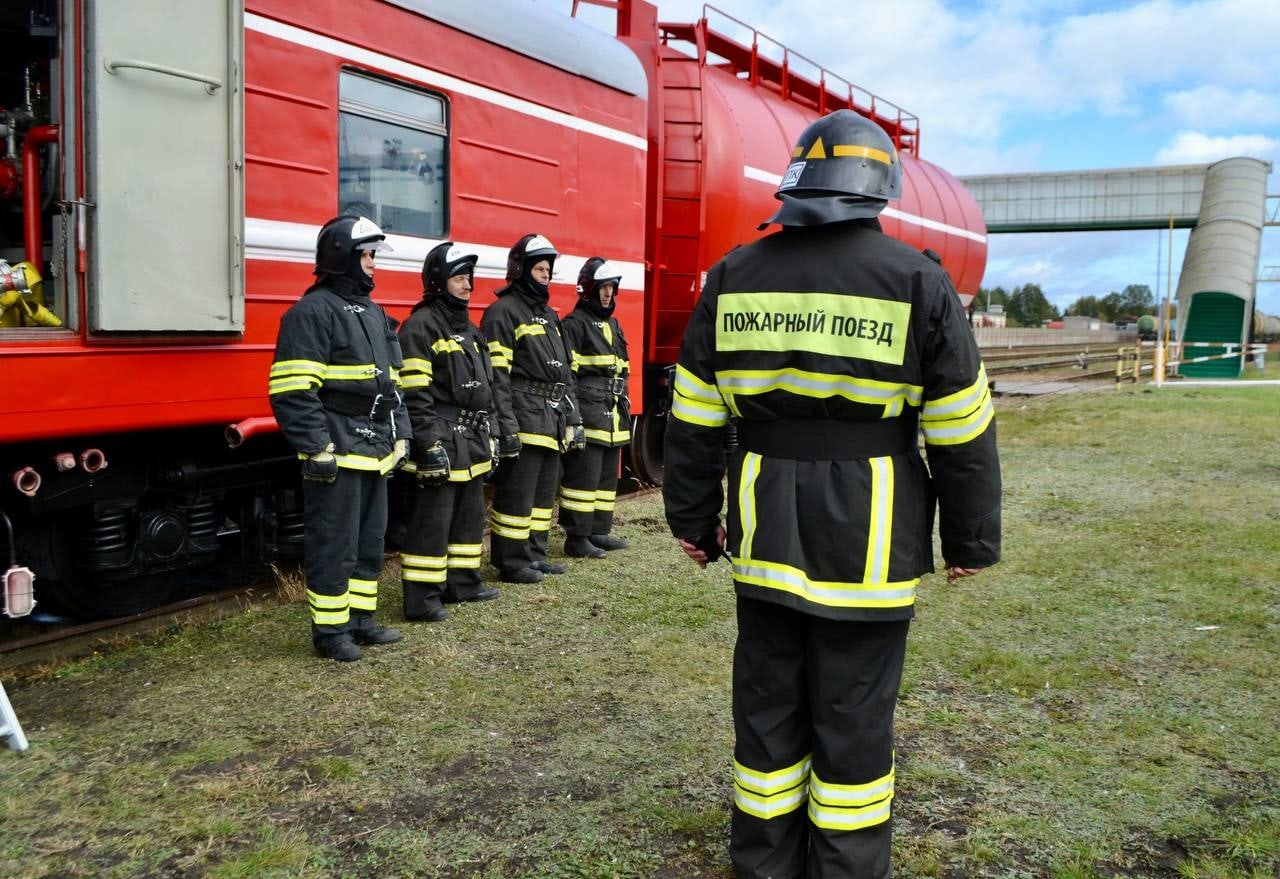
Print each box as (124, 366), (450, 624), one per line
(269, 279), (410, 474)
(481, 282), (581, 451)
(663, 219), (1001, 622)
(563, 303), (631, 447)
(398, 295), (499, 482)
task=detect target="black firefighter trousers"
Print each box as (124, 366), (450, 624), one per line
(731, 596), (909, 879)
(558, 443), (620, 536)
(400, 476), (487, 614)
(303, 467), (388, 641)
(489, 444), (560, 574)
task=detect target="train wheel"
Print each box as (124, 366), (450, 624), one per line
(627, 414), (666, 486)
(20, 515), (188, 619)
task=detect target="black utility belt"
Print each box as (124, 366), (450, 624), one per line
(511, 377), (566, 402)
(735, 416), (918, 460)
(320, 389), (397, 419)
(434, 403), (490, 431)
(578, 375), (628, 396)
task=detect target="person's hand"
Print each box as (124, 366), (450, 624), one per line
(945, 565), (984, 583)
(393, 438), (408, 468)
(678, 526), (727, 569)
(302, 445), (338, 484)
(417, 442), (450, 485)
(498, 434), (521, 458)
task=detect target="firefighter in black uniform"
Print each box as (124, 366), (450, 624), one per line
(397, 242), (503, 621)
(269, 215), (409, 662)
(663, 110), (1002, 878)
(558, 257), (631, 558)
(482, 234), (585, 583)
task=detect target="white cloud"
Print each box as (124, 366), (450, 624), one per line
(1154, 131), (1279, 164)
(1163, 86), (1280, 128)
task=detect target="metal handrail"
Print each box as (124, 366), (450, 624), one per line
(104, 58), (222, 94)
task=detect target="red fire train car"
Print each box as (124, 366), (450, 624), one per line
(0, 0), (987, 618)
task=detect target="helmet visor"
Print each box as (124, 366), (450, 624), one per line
(355, 238), (393, 253)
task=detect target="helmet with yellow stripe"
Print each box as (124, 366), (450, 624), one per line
(762, 110), (902, 227)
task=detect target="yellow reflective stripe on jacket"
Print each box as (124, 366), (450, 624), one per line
(922, 366), (994, 446)
(737, 453), (763, 560)
(517, 432), (560, 451)
(672, 364), (730, 427)
(447, 460), (492, 482)
(269, 359), (326, 394)
(734, 755), (811, 820)
(733, 556), (917, 609)
(808, 765), (894, 831)
(333, 450), (399, 474)
(583, 426), (631, 444)
(576, 353), (619, 368)
(514, 323), (547, 340)
(716, 291), (910, 365)
(431, 338), (463, 354)
(400, 356), (433, 389)
(488, 339), (513, 370)
(863, 457), (894, 584)
(325, 363), (379, 380)
(715, 367), (922, 409)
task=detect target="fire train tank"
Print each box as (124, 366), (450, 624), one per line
(0, 0), (987, 619)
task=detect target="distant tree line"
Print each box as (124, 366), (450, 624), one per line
(973, 283), (1157, 327)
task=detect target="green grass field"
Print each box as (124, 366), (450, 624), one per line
(2, 386), (1278, 878)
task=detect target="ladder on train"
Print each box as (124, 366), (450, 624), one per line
(1, 682), (29, 751)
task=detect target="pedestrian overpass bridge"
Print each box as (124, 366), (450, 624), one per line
(959, 156), (1275, 375)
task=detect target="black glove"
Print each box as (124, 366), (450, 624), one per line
(692, 532), (726, 563)
(302, 450), (338, 484)
(497, 434), (521, 458)
(569, 425), (586, 452)
(417, 442), (450, 485)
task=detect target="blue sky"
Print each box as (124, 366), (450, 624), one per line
(568, 0), (1280, 314)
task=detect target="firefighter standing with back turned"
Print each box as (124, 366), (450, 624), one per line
(482, 234), (585, 583)
(558, 257), (632, 559)
(663, 110), (1001, 878)
(269, 215), (409, 662)
(397, 242), (502, 621)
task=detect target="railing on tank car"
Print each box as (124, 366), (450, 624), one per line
(655, 4), (920, 157)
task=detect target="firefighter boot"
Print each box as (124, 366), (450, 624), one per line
(532, 559), (568, 573)
(405, 599), (449, 622)
(589, 533), (628, 551)
(445, 584), (501, 603)
(564, 535), (606, 559)
(500, 567), (544, 584)
(313, 628), (362, 662)
(349, 611), (404, 645)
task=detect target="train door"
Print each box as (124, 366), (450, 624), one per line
(85, 0), (244, 332)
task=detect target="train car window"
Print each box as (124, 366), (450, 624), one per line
(338, 72), (447, 238)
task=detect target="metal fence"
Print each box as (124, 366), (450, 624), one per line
(974, 327), (1136, 349)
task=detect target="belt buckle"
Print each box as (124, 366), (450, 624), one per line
(609, 377), (627, 395)
(549, 382), (566, 402)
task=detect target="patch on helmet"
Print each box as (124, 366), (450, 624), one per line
(351, 217), (384, 239)
(446, 244), (475, 263)
(780, 161), (806, 190)
(525, 235), (555, 254)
